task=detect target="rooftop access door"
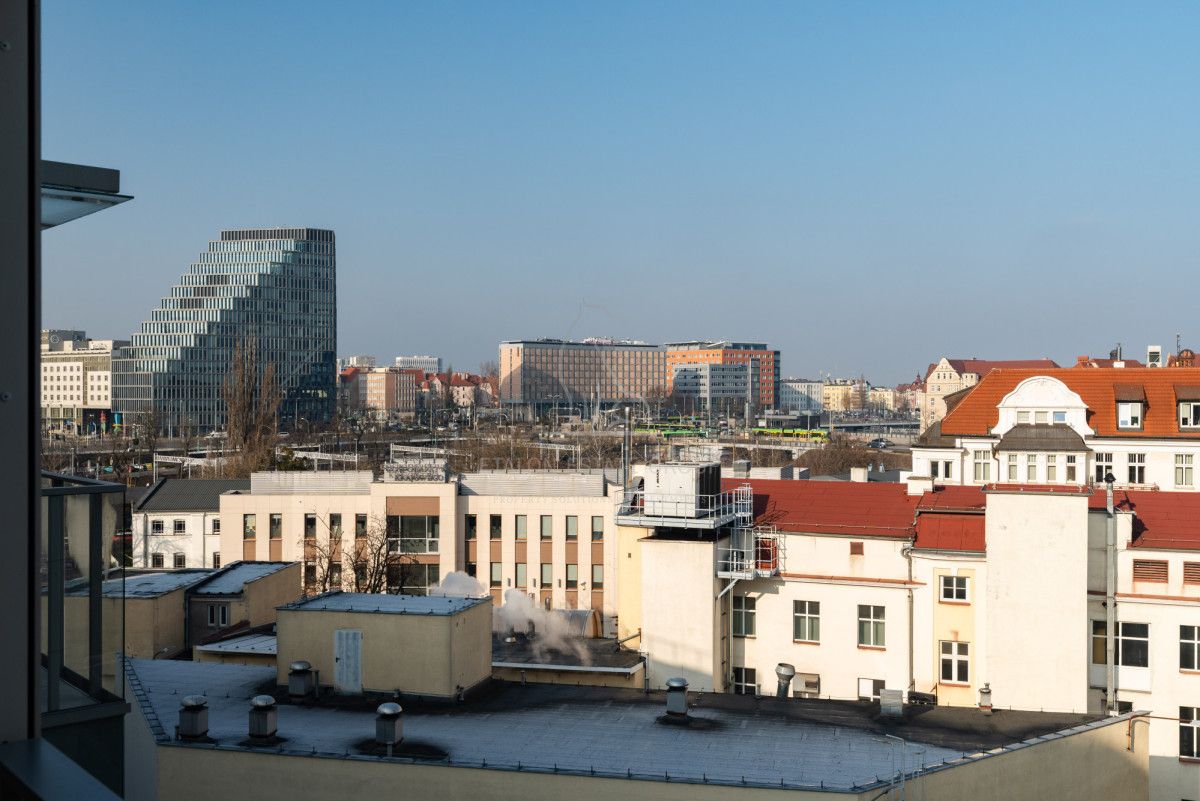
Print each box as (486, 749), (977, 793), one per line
(333, 629), (363, 694)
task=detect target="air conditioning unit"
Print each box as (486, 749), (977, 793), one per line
(643, 462), (721, 518)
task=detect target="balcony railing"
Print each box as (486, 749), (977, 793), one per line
(615, 488), (740, 529)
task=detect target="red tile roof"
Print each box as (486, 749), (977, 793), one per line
(1088, 488), (1200, 550)
(925, 358), (1059, 381)
(723, 479), (918, 538)
(913, 514), (985, 552)
(916, 486), (986, 512)
(940, 367), (1200, 439)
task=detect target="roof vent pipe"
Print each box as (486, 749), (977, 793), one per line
(249, 694), (278, 739)
(665, 677), (688, 717)
(375, 702), (403, 755)
(288, 660), (316, 699)
(978, 683), (993, 716)
(177, 695), (208, 740)
(775, 663), (796, 698)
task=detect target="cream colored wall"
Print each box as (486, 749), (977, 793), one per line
(243, 563), (304, 624)
(449, 601), (493, 694)
(639, 538), (723, 691)
(219, 491), (375, 574)
(491, 666), (642, 690)
(910, 554), (987, 706)
(615, 525), (645, 642)
(193, 650), (276, 668)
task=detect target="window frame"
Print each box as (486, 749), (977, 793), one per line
(1095, 452), (1113, 483)
(792, 599), (820, 643)
(1117, 401), (1143, 430)
(732, 595), (756, 637)
(939, 574), (969, 603)
(857, 604), (885, 648)
(1116, 621), (1150, 668)
(172, 518), (186, 535)
(1128, 453), (1147, 485)
(489, 562), (502, 587)
(591, 515), (604, 542)
(1181, 401), (1200, 429)
(1178, 454), (1195, 487)
(150, 519), (164, 535)
(940, 640), (970, 685)
(539, 515), (552, 541)
(1181, 625), (1200, 671)
(732, 666), (758, 696)
(1182, 707), (1200, 758)
(972, 450), (990, 482)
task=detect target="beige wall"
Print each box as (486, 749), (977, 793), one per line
(193, 650), (276, 668)
(639, 538), (723, 691)
(491, 665), (642, 690)
(615, 525), (645, 642)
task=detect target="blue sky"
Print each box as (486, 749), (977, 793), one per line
(41, 2), (1200, 384)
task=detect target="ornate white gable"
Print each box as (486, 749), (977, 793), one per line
(992, 376), (1093, 437)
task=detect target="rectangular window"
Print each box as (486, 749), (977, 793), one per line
(1052, 411), (1067, 423)
(1118, 402), (1142, 429)
(1092, 620), (1107, 664)
(1117, 622), (1150, 667)
(212, 518), (221, 535)
(490, 514), (502, 539)
(489, 562), (502, 587)
(329, 513), (342, 537)
(732, 667), (757, 695)
(212, 552), (220, 569)
(540, 515), (552, 540)
(1066, 455), (1077, 482)
(1182, 707), (1200, 758)
(1181, 402), (1200, 429)
(1016, 411), (1030, 424)
(304, 513), (317, 540)
(591, 516), (604, 541)
(173, 553), (185, 569)
(1007, 453), (1018, 482)
(509, 562), (523, 587)
(592, 564), (604, 589)
(1095, 452), (1113, 483)
(857, 678), (885, 701)
(1178, 454), (1195, 487)
(565, 516), (578, 541)
(940, 575), (969, 602)
(355, 513), (367, 538)
(1128, 453), (1146, 484)
(732, 595), (756, 637)
(207, 605), (218, 627)
(930, 460), (940, 479)
(465, 514), (477, 541)
(387, 515), (440, 554)
(269, 513), (282, 540)
(329, 562), (342, 589)
(566, 563), (578, 589)
(151, 519), (164, 535)
(858, 605), (885, 647)
(173, 519), (186, 534)
(151, 553), (164, 568)
(1034, 410), (1049, 424)
(1026, 454), (1037, 482)
(1046, 454), (1057, 482)
(1133, 559), (1168, 583)
(942, 461), (952, 479)
(973, 451), (990, 482)
(514, 515), (527, 540)
(1182, 625), (1200, 671)
(540, 563), (552, 587)
(397, 563), (438, 595)
(940, 641), (969, 684)
(242, 514), (256, 540)
(793, 600), (820, 642)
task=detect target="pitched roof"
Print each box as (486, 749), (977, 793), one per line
(136, 478), (251, 512)
(940, 367), (1200, 439)
(1089, 489), (1200, 550)
(926, 358), (1059, 381)
(996, 424), (1087, 452)
(190, 561), (296, 596)
(725, 480), (918, 537)
(913, 514), (985, 552)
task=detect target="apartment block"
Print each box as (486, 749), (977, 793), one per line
(670, 362), (754, 414)
(779, 377), (823, 412)
(340, 366), (418, 420)
(393, 354), (442, 372)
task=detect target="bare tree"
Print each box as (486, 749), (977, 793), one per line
(221, 338), (283, 477)
(133, 406), (162, 464)
(478, 360), (498, 379)
(300, 514), (399, 595)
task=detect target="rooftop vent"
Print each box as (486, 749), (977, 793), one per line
(288, 660), (316, 699)
(775, 663), (796, 698)
(880, 688), (904, 718)
(248, 694), (277, 739)
(665, 677), (689, 717)
(376, 702), (403, 755)
(978, 683), (993, 716)
(177, 695), (208, 740)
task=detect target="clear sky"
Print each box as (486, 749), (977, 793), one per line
(41, 1), (1200, 385)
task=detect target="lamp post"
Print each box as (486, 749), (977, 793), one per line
(1105, 470), (1117, 713)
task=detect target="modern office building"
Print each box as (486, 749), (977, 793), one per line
(394, 354), (442, 372)
(112, 227), (337, 432)
(670, 362), (755, 415)
(665, 341), (780, 409)
(39, 330), (127, 433)
(498, 338), (667, 410)
(779, 377), (823, 412)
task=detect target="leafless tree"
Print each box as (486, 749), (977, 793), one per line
(478, 360), (498, 380)
(221, 338), (283, 477)
(300, 514), (399, 595)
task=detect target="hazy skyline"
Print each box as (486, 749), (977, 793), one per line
(41, 2), (1200, 385)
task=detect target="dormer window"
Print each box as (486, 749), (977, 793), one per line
(1017, 411), (1030, 424)
(1117, 402), (1142, 429)
(1182, 402), (1200, 429)
(1034, 411), (1049, 424)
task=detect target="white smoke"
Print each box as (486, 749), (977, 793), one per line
(429, 571), (488, 598)
(494, 588), (591, 665)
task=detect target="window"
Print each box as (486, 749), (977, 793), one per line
(206, 604), (229, 627)
(329, 513), (342, 537)
(591, 515), (604, 541)
(940, 641), (969, 684)
(1017, 411), (1030, 424)
(1117, 402), (1142, 429)
(1182, 626), (1200, 670)
(592, 564), (604, 589)
(940, 575), (969, 602)
(941, 461), (952, 480)
(173, 519), (186, 534)
(514, 515), (526, 540)
(1034, 410), (1048, 424)
(1025, 454), (1037, 482)
(489, 562), (502, 587)
(858, 605), (885, 647)
(930, 460), (939, 479)
(732, 667), (757, 695)
(793, 600), (820, 642)
(1133, 559), (1168, 582)
(1182, 707), (1200, 758)
(1046, 454), (1057, 482)
(1186, 563), (1200, 585)
(269, 513), (282, 540)
(515, 563), (527, 587)
(566, 563), (578, 589)
(565, 516), (578, 541)
(1178, 455), (1195, 487)
(303, 513), (317, 539)
(540, 515), (552, 540)
(151, 519), (164, 535)
(211, 518), (221, 535)
(732, 595), (756, 637)
(973, 450), (990, 482)
(1117, 622), (1149, 667)
(857, 677), (885, 701)
(850, 541), (864, 556)
(1091, 620), (1107, 664)
(173, 553), (185, 569)
(1095, 452), (1113, 483)
(540, 563), (552, 587)
(151, 553), (164, 568)
(1006, 453), (1018, 481)
(464, 562), (476, 578)
(242, 514), (256, 540)
(1066, 455), (1077, 482)
(397, 563), (438, 595)
(329, 562), (342, 588)
(1052, 411), (1067, 423)
(489, 514), (502, 539)
(212, 552), (220, 569)
(1128, 453), (1146, 484)
(465, 514), (477, 541)
(304, 563), (317, 588)
(387, 515), (440, 553)
(355, 513), (367, 538)
(1182, 402), (1200, 429)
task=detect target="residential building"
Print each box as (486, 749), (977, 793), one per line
(919, 357), (1060, 432)
(665, 341), (780, 409)
(911, 367), (1200, 492)
(894, 375), (924, 416)
(394, 354), (442, 372)
(779, 377), (823, 412)
(112, 227), (337, 432)
(498, 338), (667, 410)
(217, 469), (620, 627)
(39, 330), (127, 433)
(821, 378), (866, 412)
(867, 385), (897, 413)
(340, 366), (418, 420)
(132, 478), (250, 570)
(670, 362), (754, 415)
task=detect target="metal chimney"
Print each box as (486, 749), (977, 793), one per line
(978, 683), (993, 716)
(288, 660), (316, 699)
(249, 694), (278, 739)
(775, 663), (796, 698)
(665, 677), (689, 717)
(178, 695), (208, 740)
(376, 702), (403, 753)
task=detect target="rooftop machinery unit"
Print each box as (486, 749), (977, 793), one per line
(642, 462), (721, 518)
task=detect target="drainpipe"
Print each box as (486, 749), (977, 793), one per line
(902, 541), (915, 695)
(1105, 472), (1116, 714)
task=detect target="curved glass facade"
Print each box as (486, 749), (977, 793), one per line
(112, 227), (336, 431)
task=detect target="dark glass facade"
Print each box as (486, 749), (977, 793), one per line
(112, 227), (336, 431)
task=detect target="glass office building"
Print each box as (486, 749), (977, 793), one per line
(113, 227), (337, 432)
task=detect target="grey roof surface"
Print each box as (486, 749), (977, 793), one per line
(914, 420), (957, 448)
(127, 660), (1125, 792)
(70, 569), (214, 598)
(491, 635), (644, 671)
(191, 562), (294, 596)
(279, 591), (488, 616)
(996, 423), (1088, 452)
(194, 632), (277, 656)
(136, 479), (249, 512)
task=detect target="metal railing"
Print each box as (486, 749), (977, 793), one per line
(615, 488), (739, 522)
(717, 527), (784, 579)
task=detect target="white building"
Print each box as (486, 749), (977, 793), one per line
(779, 378), (823, 412)
(132, 478), (250, 570)
(394, 354), (442, 372)
(39, 330), (127, 433)
(670, 362), (754, 414)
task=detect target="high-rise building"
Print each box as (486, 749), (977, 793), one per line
(113, 227), (337, 432)
(664, 341), (780, 409)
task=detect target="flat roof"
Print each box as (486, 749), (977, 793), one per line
(128, 660), (1128, 793)
(194, 632), (277, 657)
(278, 591), (488, 616)
(491, 635), (644, 673)
(192, 562), (295, 596)
(70, 569), (214, 599)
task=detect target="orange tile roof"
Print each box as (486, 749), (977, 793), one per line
(722, 479), (918, 537)
(912, 514), (985, 552)
(925, 358), (1059, 381)
(940, 367), (1200, 439)
(1089, 489), (1200, 550)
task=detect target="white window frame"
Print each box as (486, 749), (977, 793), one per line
(1046, 454), (1057, 483)
(1006, 453), (1018, 482)
(732, 666), (758, 696)
(973, 451), (991, 483)
(1182, 707), (1200, 758)
(793, 600), (820, 643)
(857, 604), (885, 647)
(1177, 454), (1194, 487)
(1016, 411), (1030, 424)
(172, 553), (185, 569)
(1128, 453), (1146, 485)
(732, 595), (756, 637)
(940, 640), (970, 684)
(1181, 625), (1200, 671)
(173, 519), (186, 535)
(940, 575), (969, 603)
(1180, 402), (1200, 429)
(1066, 454), (1077, 483)
(1095, 452), (1113, 483)
(1026, 454), (1037, 483)
(1117, 621), (1149, 668)
(1117, 402), (1142, 429)
(150, 519), (164, 535)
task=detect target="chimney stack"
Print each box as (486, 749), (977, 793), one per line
(249, 695), (278, 739)
(665, 677), (689, 717)
(775, 663), (796, 698)
(978, 683), (993, 716)
(850, 466), (869, 483)
(177, 695), (208, 740)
